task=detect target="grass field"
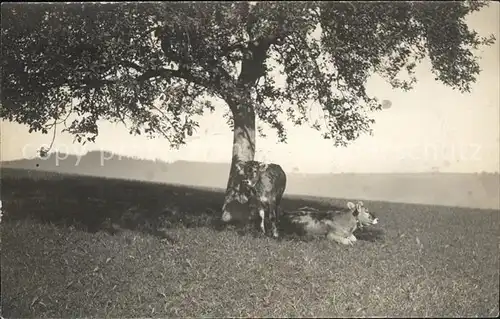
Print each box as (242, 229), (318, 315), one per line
(1, 168), (499, 318)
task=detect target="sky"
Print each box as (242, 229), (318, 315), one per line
(1, 3), (499, 174)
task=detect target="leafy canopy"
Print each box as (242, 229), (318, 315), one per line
(1, 1), (495, 148)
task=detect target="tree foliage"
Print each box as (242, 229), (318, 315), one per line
(1, 1), (495, 148)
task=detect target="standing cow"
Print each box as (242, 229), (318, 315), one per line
(234, 160), (287, 238)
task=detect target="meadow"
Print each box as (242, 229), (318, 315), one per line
(1, 168), (499, 318)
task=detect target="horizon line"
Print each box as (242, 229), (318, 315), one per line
(1, 164), (498, 175)
(1, 150), (498, 175)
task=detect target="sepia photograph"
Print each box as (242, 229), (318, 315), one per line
(1, 1), (499, 317)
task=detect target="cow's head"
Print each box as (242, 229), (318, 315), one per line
(347, 201), (378, 227)
(235, 160), (267, 188)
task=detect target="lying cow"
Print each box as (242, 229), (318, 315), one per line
(235, 160), (287, 238)
(280, 201), (378, 245)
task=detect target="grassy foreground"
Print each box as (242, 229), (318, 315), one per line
(1, 169), (499, 318)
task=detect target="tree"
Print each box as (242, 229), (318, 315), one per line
(1, 1), (495, 223)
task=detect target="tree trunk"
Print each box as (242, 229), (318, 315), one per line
(221, 94), (256, 223)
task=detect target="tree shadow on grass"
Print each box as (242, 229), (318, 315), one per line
(1, 173), (384, 243)
(1, 173), (292, 240)
(1, 174), (229, 240)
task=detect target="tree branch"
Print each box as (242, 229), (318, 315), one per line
(75, 63), (210, 93)
(39, 118), (58, 158)
(237, 28), (289, 87)
(150, 103), (182, 138)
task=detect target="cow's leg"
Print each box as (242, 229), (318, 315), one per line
(270, 202), (279, 238)
(327, 232), (351, 245)
(258, 207), (266, 235)
(348, 234), (357, 243)
(272, 192), (285, 239)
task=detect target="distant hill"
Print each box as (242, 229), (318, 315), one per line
(0, 151), (232, 186)
(1, 151), (499, 210)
